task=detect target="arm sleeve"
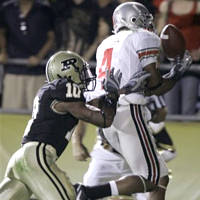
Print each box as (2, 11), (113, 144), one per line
(134, 31), (161, 68)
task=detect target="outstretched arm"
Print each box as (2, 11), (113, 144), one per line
(103, 68), (151, 95)
(143, 62), (175, 96)
(54, 100), (116, 128)
(144, 50), (192, 96)
(88, 68), (151, 109)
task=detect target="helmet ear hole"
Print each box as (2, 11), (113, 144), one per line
(131, 17), (136, 23)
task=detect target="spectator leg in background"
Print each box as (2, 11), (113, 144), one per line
(164, 81), (181, 114)
(181, 76), (199, 115)
(2, 74), (26, 110)
(26, 75), (46, 111)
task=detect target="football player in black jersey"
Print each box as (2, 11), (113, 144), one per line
(0, 50), (150, 200)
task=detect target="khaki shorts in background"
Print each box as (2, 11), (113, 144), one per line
(2, 74), (46, 111)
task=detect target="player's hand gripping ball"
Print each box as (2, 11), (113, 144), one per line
(160, 24), (186, 60)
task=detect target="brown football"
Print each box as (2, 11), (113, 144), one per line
(160, 24), (186, 59)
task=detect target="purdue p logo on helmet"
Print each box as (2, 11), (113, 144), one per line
(46, 51), (96, 91)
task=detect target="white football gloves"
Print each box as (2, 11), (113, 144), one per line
(122, 70), (151, 94)
(163, 50), (192, 80)
(103, 68), (151, 95)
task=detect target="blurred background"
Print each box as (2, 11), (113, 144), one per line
(0, 0), (200, 199)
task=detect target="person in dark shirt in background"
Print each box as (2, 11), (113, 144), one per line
(60, 0), (98, 58)
(96, 0), (118, 33)
(59, 0), (110, 64)
(0, 0), (55, 111)
(118, 0), (156, 16)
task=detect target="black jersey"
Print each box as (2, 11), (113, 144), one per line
(22, 79), (85, 157)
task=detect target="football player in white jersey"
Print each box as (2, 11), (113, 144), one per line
(74, 2), (192, 200)
(72, 95), (176, 200)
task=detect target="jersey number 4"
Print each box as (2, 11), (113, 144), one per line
(98, 48), (113, 79)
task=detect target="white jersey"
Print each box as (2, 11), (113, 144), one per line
(86, 29), (160, 105)
(84, 29), (168, 187)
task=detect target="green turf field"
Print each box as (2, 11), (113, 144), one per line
(0, 114), (200, 200)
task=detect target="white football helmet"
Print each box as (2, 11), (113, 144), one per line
(112, 2), (154, 33)
(46, 51), (96, 91)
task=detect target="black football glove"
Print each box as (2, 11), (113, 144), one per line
(163, 50), (192, 81)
